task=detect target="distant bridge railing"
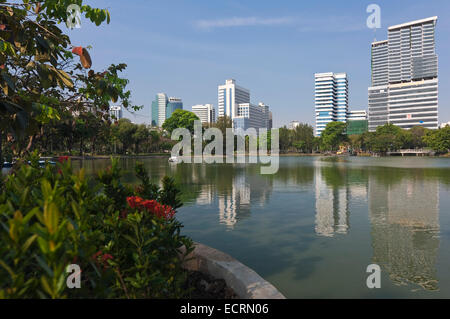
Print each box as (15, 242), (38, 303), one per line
(387, 149), (435, 156)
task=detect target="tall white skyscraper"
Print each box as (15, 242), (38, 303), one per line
(314, 72), (349, 136)
(218, 79), (250, 119)
(157, 93), (168, 127)
(369, 17), (439, 131)
(191, 104), (216, 124)
(109, 106), (122, 120)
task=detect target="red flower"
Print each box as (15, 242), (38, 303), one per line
(58, 156), (69, 163)
(102, 254), (113, 263)
(126, 196), (175, 220)
(92, 251), (114, 269)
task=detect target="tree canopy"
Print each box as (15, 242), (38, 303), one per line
(0, 0), (140, 163)
(320, 122), (347, 151)
(162, 109), (199, 134)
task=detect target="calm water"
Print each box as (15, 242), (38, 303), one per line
(72, 156), (450, 298)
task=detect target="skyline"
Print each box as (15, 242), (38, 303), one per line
(66, 0), (450, 128)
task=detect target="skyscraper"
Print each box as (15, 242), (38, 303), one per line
(232, 103), (269, 132)
(192, 104), (216, 124)
(166, 97), (183, 119)
(369, 17), (439, 131)
(314, 72), (349, 136)
(109, 105), (123, 120)
(218, 79), (250, 119)
(151, 93), (183, 127)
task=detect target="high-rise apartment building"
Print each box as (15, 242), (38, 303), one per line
(192, 104), (216, 124)
(315, 72), (349, 136)
(289, 121), (300, 130)
(109, 105), (123, 120)
(348, 110), (367, 121)
(218, 79), (250, 119)
(151, 93), (183, 127)
(369, 17), (439, 131)
(233, 103), (269, 131)
(217, 79), (271, 133)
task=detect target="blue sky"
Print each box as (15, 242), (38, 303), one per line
(67, 0), (450, 127)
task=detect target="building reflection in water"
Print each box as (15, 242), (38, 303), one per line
(368, 173), (440, 291)
(192, 167), (272, 229)
(314, 166), (355, 237)
(313, 163), (441, 291)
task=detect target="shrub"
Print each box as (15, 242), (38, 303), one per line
(0, 154), (193, 298)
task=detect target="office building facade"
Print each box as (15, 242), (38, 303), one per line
(315, 72), (349, 136)
(151, 93), (183, 127)
(109, 105), (123, 120)
(233, 103), (269, 132)
(218, 79), (250, 119)
(369, 17), (439, 131)
(348, 110), (367, 121)
(192, 104), (216, 124)
(217, 79), (271, 133)
(289, 121), (300, 130)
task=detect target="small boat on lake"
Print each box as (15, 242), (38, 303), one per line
(2, 162), (13, 168)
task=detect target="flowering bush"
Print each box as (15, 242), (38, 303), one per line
(0, 154), (193, 298)
(126, 196), (176, 220)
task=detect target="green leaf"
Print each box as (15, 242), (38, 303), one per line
(1, 71), (15, 91)
(22, 234), (38, 253)
(35, 255), (54, 277)
(0, 259), (16, 279)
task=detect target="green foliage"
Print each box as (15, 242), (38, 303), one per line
(162, 109), (199, 134)
(277, 123), (314, 153)
(320, 122), (348, 151)
(345, 124), (445, 155)
(423, 126), (450, 154)
(0, 154), (193, 298)
(0, 1), (140, 164)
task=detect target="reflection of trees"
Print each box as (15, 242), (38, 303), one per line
(368, 173), (440, 291)
(274, 165), (314, 185)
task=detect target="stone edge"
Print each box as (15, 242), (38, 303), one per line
(180, 243), (286, 299)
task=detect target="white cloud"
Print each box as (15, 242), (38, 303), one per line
(194, 15), (367, 33)
(195, 17), (294, 30)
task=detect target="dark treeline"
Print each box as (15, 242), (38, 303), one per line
(1, 115), (175, 162)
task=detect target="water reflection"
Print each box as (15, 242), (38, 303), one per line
(70, 157), (448, 294)
(313, 162), (441, 291)
(368, 173), (440, 291)
(315, 166), (350, 236)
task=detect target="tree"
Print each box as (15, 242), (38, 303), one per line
(320, 122), (348, 151)
(132, 124), (150, 154)
(292, 123), (314, 153)
(278, 126), (292, 152)
(162, 109), (199, 134)
(114, 118), (136, 153)
(409, 126), (429, 149)
(423, 126), (450, 154)
(370, 124), (403, 154)
(0, 1), (140, 164)
(213, 116), (232, 136)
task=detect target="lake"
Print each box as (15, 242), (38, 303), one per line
(72, 156), (450, 298)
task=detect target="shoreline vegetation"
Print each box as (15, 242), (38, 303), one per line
(18, 151), (450, 162)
